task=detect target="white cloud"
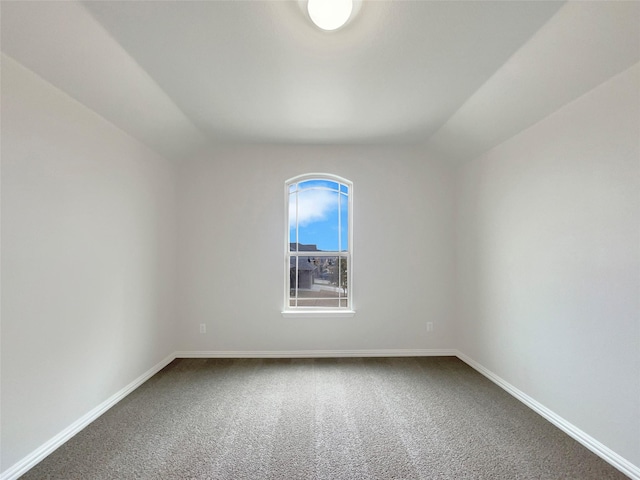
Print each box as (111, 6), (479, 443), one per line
(289, 189), (337, 227)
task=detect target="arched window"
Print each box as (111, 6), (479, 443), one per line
(284, 174), (353, 315)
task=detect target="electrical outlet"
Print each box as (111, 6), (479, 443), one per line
(426, 322), (433, 332)
(199, 324), (206, 334)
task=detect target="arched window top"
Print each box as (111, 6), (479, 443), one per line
(284, 174), (354, 316)
(286, 172), (352, 188)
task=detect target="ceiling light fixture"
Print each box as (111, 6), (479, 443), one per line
(307, 0), (354, 31)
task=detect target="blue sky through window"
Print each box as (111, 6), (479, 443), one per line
(289, 180), (348, 252)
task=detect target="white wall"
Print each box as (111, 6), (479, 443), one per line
(456, 63), (640, 466)
(1, 56), (177, 472)
(176, 145), (456, 353)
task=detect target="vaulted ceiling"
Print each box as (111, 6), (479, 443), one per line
(2, 1), (639, 162)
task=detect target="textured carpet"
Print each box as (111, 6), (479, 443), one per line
(21, 357), (628, 479)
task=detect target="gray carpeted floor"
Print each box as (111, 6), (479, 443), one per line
(22, 357), (628, 479)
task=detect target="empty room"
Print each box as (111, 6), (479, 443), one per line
(1, 0), (638, 479)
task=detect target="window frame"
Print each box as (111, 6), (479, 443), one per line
(282, 173), (355, 318)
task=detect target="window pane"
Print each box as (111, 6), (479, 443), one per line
(289, 257), (297, 294)
(299, 180), (339, 192)
(338, 256), (348, 297)
(340, 192), (348, 252)
(296, 188), (339, 251)
(289, 255), (348, 303)
(290, 256), (317, 292)
(289, 191), (297, 249)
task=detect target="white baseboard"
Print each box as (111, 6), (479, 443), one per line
(456, 351), (640, 480)
(0, 353), (177, 480)
(175, 349), (458, 358)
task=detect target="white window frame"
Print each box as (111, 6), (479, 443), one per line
(282, 173), (355, 318)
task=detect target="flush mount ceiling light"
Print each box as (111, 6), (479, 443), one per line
(307, 0), (354, 31)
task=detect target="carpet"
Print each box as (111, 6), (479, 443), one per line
(20, 357), (628, 479)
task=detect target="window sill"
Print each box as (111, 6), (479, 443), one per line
(281, 310), (356, 318)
